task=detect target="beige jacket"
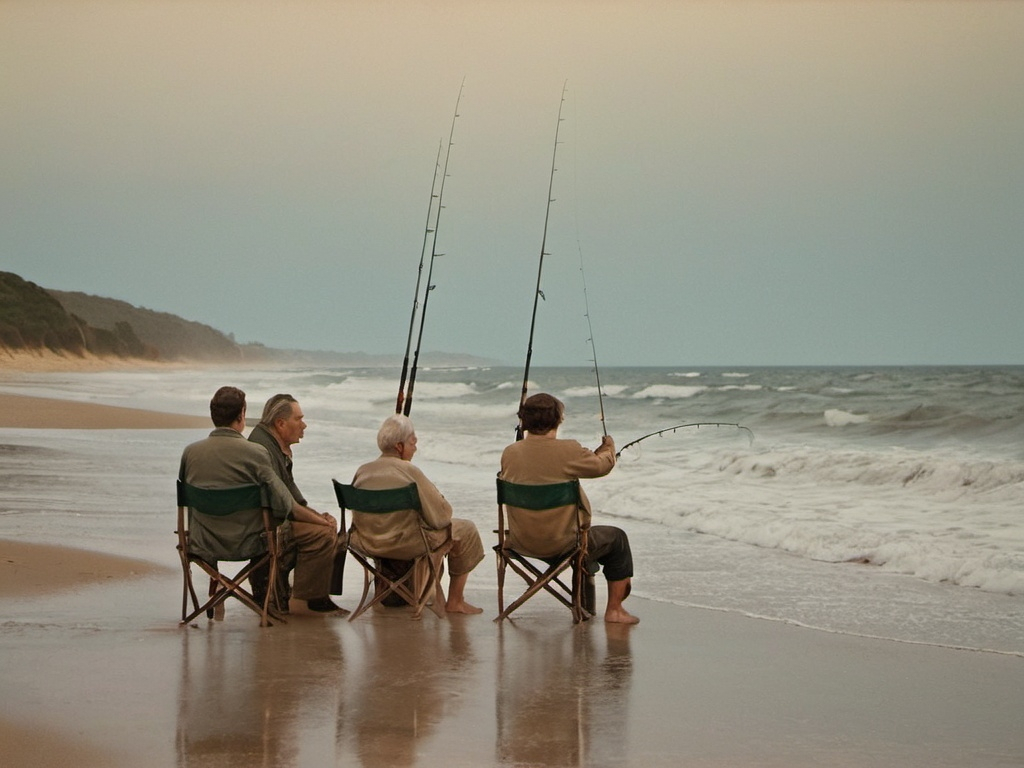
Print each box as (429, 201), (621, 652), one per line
(349, 455), (452, 559)
(499, 432), (616, 558)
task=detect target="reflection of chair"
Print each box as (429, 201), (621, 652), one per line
(333, 480), (453, 621)
(494, 478), (592, 624)
(176, 480), (283, 627)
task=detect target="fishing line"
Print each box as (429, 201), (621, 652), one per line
(570, 90), (607, 437)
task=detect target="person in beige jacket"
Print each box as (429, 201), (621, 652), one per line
(500, 393), (638, 624)
(350, 414), (485, 615)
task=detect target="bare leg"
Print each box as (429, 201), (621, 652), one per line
(445, 572), (483, 614)
(605, 577), (639, 624)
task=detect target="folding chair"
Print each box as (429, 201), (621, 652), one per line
(494, 477), (592, 624)
(176, 480), (284, 627)
(333, 480), (453, 621)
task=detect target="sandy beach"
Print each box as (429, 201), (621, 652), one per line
(1, 366), (1023, 766)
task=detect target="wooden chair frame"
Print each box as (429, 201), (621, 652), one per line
(176, 481), (284, 627)
(333, 480), (453, 621)
(494, 477), (592, 624)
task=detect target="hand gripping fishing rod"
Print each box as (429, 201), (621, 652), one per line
(395, 139), (443, 414)
(516, 82), (568, 440)
(399, 79), (464, 417)
(615, 422), (755, 459)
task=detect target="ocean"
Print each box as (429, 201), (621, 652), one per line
(2, 364), (1022, 655)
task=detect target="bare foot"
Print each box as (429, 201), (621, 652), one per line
(445, 600), (484, 615)
(604, 607), (640, 625)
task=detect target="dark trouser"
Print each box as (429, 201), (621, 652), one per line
(377, 558), (414, 607)
(584, 525), (633, 582)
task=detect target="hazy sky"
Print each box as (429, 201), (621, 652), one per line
(3, 1), (1022, 366)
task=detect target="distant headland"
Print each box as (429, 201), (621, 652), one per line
(0, 271), (491, 370)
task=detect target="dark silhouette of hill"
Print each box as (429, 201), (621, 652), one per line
(1, 271), (156, 359)
(1, 271), (494, 367)
(48, 288), (244, 361)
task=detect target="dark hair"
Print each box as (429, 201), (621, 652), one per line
(210, 386), (246, 427)
(518, 393), (564, 434)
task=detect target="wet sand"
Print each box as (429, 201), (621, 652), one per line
(1, 539), (1022, 768)
(0, 540), (172, 597)
(0, 392), (211, 429)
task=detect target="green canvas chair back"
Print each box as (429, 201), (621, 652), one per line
(496, 478), (580, 510)
(333, 481), (421, 514)
(177, 481), (265, 516)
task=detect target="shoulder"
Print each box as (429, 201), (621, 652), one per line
(247, 423), (273, 447)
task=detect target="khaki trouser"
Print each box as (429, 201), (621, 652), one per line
(290, 520), (343, 601)
(448, 518), (485, 576)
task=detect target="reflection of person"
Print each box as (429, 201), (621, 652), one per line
(177, 618), (345, 764)
(350, 414), (485, 614)
(500, 393), (639, 624)
(179, 386), (342, 615)
(248, 393), (347, 615)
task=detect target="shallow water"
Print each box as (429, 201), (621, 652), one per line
(1, 364), (1022, 654)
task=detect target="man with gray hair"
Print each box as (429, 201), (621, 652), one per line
(350, 414), (485, 614)
(248, 393), (346, 615)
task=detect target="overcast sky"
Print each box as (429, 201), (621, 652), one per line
(3, 1), (1022, 367)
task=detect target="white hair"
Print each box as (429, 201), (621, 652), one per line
(377, 414), (415, 453)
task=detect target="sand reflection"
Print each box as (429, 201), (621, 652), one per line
(495, 621), (634, 766)
(175, 621), (345, 767)
(335, 616), (476, 767)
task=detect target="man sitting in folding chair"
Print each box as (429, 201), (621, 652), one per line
(179, 386), (344, 619)
(348, 414), (485, 615)
(500, 393), (639, 625)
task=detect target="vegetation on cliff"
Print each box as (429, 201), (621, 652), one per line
(1, 271), (240, 361)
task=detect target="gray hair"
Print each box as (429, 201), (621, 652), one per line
(377, 414), (415, 453)
(260, 393), (297, 427)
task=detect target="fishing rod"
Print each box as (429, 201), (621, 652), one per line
(615, 422), (755, 458)
(403, 79), (464, 417)
(395, 139), (443, 414)
(516, 81), (568, 440)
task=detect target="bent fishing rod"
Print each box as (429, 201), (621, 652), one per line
(615, 422), (755, 458)
(516, 81), (568, 440)
(395, 139), (443, 414)
(400, 79), (464, 416)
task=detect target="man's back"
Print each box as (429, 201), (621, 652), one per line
(179, 427), (293, 561)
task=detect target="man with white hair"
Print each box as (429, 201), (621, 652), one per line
(350, 414), (484, 614)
